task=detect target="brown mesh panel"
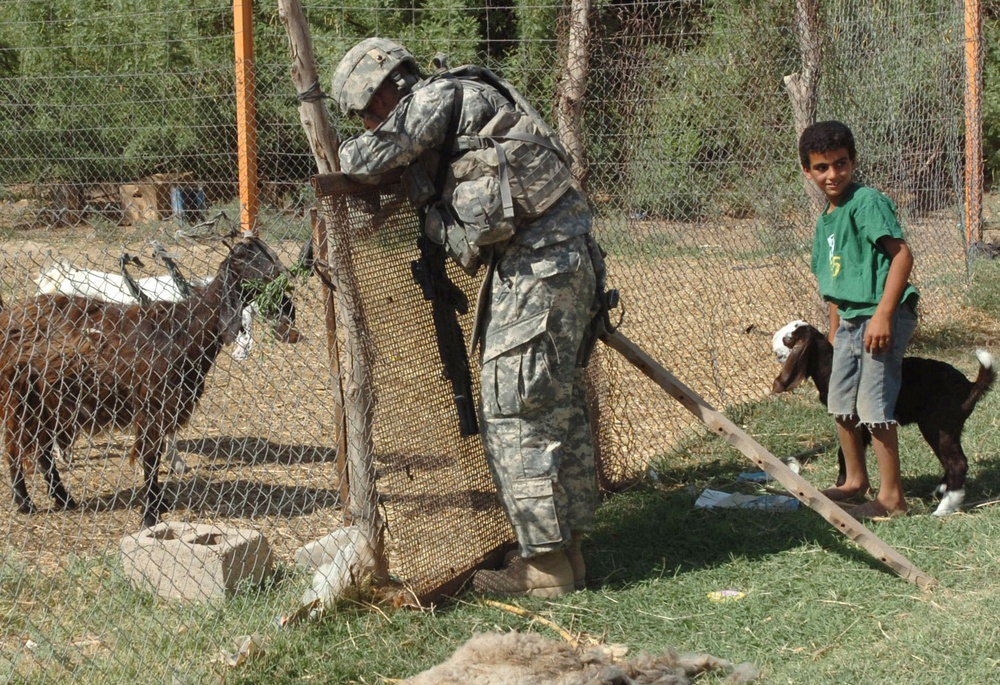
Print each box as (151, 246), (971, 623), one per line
(315, 176), (508, 600)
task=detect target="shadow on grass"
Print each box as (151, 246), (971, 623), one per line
(586, 471), (895, 591)
(587, 451), (1000, 592)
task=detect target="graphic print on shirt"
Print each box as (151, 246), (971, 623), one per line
(827, 233), (841, 278)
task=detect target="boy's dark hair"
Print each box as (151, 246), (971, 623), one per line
(798, 120), (856, 169)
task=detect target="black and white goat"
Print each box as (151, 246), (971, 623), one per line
(0, 237), (298, 527)
(771, 321), (995, 516)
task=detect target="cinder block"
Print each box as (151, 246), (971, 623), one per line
(120, 522), (273, 602)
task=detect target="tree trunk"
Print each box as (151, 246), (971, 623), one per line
(555, 0), (591, 189)
(278, 0), (387, 585)
(277, 0), (340, 174)
(784, 0), (825, 213)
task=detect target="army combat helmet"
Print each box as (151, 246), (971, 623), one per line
(331, 38), (420, 117)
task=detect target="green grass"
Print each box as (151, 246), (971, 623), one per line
(968, 258), (1000, 318)
(3, 274), (1000, 684)
(7, 330), (998, 684)
(233, 314), (1000, 684)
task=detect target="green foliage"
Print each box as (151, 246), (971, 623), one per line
(0, 0), (532, 189)
(612, 1), (801, 221)
(0, 1), (237, 183)
(984, 10), (1000, 189)
(250, 261), (310, 325)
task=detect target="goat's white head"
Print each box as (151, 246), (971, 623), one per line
(772, 320), (808, 363)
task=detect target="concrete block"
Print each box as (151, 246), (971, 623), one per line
(120, 522), (273, 602)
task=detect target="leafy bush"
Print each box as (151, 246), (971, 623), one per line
(984, 10), (1000, 189)
(617, 2), (799, 221)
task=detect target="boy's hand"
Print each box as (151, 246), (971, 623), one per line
(864, 312), (893, 354)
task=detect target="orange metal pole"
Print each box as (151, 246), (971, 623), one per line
(234, 0), (259, 236)
(964, 0), (983, 248)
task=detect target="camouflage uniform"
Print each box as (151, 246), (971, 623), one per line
(339, 66), (602, 559)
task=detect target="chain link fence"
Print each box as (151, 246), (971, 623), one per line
(0, 0), (981, 681)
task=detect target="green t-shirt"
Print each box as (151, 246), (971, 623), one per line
(810, 183), (919, 320)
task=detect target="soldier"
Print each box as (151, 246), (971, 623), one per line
(331, 38), (606, 598)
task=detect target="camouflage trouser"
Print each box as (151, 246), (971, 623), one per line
(479, 232), (601, 558)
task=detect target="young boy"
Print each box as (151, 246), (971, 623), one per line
(799, 120), (919, 519)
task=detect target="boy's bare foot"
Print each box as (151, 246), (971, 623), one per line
(848, 499), (907, 520)
(821, 486), (871, 503)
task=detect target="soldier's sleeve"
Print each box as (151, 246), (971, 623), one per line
(339, 81), (458, 183)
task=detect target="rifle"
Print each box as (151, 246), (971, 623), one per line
(411, 233), (480, 437)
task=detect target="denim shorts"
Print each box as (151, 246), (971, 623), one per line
(827, 304), (918, 426)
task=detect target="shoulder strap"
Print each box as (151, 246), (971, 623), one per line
(451, 65), (571, 168)
(432, 75), (465, 199)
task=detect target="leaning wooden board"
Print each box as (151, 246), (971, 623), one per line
(602, 329), (936, 590)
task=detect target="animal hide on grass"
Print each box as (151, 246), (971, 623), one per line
(399, 631), (758, 685)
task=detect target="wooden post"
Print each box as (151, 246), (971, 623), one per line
(234, 0), (259, 235)
(278, 1), (388, 583)
(310, 176), (386, 584)
(555, 0), (591, 188)
(279, 0), (349, 508)
(964, 0), (983, 249)
(602, 330), (936, 590)
(277, 0), (341, 174)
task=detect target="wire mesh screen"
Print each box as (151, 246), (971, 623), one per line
(314, 173), (635, 600)
(314, 177), (512, 599)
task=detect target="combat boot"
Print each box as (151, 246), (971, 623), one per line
(565, 538), (586, 590)
(472, 550), (575, 598)
(503, 538), (587, 590)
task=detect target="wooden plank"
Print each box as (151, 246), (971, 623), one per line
(311, 170), (403, 198)
(602, 330), (936, 590)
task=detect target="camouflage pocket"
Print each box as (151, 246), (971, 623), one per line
(482, 331), (557, 417)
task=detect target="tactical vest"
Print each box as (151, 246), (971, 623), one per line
(407, 65), (576, 273)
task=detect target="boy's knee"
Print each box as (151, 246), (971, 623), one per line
(834, 414), (859, 428)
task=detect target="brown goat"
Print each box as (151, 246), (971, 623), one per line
(772, 322), (995, 516)
(0, 237), (297, 527)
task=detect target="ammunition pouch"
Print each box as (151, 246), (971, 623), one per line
(401, 162), (438, 208)
(424, 202), (479, 276)
(425, 176), (517, 276)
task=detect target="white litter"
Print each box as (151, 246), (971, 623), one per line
(694, 489), (800, 512)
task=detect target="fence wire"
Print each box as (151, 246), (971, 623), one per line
(0, 0), (980, 682)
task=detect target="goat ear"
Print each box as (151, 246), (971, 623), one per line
(772, 340), (810, 394)
(219, 286), (246, 345)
